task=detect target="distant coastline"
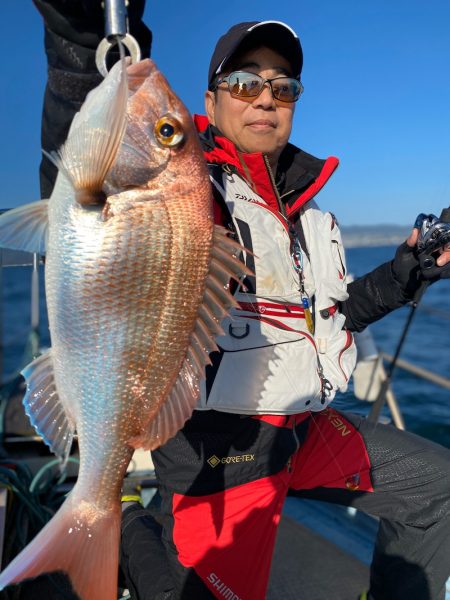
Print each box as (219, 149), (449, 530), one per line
(340, 224), (410, 248)
(0, 224), (412, 263)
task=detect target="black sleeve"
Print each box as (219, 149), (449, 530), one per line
(32, 0), (152, 198)
(120, 504), (174, 599)
(340, 260), (410, 332)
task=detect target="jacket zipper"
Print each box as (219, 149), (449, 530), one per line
(263, 156), (318, 338)
(265, 155), (335, 402)
(263, 155), (286, 217)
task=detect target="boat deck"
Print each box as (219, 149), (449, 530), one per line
(2, 497), (372, 600)
(1, 448), (449, 600)
(269, 513), (369, 599)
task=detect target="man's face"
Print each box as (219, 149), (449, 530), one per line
(205, 46), (296, 169)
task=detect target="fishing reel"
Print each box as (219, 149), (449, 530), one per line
(414, 212), (450, 271)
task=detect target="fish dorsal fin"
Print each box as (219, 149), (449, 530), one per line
(46, 57), (128, 203)
(21, 350), (76, 465)
(0, 201), (49, 254)
(129, 225), (252, 450)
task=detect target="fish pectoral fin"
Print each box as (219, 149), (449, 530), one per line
(129, 226), (253, 452)
(128, 363), (206, 451)
(21, 349), (76, 465)
(0, 200), (49, 254)
(49, 57), (129, 206)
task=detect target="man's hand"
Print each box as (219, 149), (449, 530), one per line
(392, 229), (450, 298)
(406, 228), (450, 278)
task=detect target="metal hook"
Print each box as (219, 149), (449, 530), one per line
(95, 34), (141, 77)
(95, 0), (141, 77)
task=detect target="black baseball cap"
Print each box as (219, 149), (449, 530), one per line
(208, 21), (303, 89)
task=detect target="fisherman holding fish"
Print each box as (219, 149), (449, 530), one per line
(1, 3), (450, 600)
(119, 19), (450, 600)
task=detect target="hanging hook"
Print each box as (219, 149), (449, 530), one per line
(95, 0), (141, 77)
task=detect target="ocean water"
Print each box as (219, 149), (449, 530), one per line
(337, 246), (450, 448)
(1, 245), (449, 447)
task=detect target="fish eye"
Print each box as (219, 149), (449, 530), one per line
(154, 116), (184, 147)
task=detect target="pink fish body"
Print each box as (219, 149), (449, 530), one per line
(0, 58), (248, 599)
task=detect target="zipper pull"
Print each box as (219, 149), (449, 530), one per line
(302, 296), (314, 334)
(320, 376), (333, 404)
(317, 361), (333, 404)
(291, 234), (303, 273)
(289, 223), (315, 334)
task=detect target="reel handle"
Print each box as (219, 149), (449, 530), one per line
(415, 205), (450, 300)
(439, 207), (450, 223)
(417, 206), (450, 271)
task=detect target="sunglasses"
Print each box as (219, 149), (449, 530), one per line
(214, 70), (304, 103)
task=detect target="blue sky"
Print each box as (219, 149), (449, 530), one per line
(2, 0), (450, 225)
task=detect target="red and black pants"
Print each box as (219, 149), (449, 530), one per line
(121, 408), (450, 600)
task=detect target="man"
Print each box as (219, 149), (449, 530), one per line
(120, 21), (450, 600)
(30, 6), (450, 599)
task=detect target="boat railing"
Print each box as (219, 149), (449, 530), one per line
(352, 320), (450, 429)
(0, 247), (42, 387)
(0, 241), (449, 438)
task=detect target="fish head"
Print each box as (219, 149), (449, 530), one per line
(105, 59), (209, 200)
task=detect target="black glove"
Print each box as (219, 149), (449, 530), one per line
(32, 0), (151, 49)
(392, 241), (450, 298)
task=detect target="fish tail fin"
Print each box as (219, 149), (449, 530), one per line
(0, 491), (121, 600)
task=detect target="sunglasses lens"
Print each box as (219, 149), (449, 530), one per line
(228, 72), (263, 97)
(271, 79), (302, 102)
(225, 72), (303, 102)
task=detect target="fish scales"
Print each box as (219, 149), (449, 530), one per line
(0, 57), (249, 599)
(48, 197), (213, 504)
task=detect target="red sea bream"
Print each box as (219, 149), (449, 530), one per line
(0, 57), (248, 599)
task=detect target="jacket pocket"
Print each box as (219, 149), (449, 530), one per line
(319, 329), (357, 392)
(205, 319), (323, 414)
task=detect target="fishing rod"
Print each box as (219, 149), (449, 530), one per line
(368, 206), (450, 423)
(95, 0), (142, 77)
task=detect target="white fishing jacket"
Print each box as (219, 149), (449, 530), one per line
(195, 118), (357, 415)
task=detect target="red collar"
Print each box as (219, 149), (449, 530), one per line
(194, 114), (339, 217)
